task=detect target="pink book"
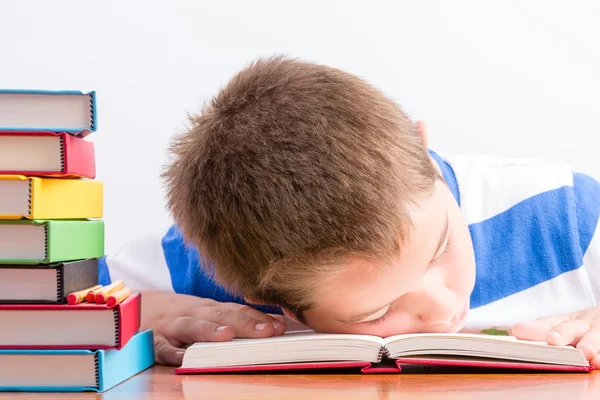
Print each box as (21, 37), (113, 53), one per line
(0, 131), (95, 178)
(0, 292), (141, 350)
(175, 331), (594, 374)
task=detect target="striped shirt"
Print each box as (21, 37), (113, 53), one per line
(98, 150), (600, 329)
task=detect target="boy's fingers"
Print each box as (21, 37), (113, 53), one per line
(546, 319), (590, 346)
(208, 305), (286, 337)
(166, 316), (235, 344)
(590, 354), (600, 369)
(513, 315), (571, 341)
(154, 335), (186, 366)
(222, 311), (278, 338)
(576, 329), (600, 360)
(225, 303), (285, 325)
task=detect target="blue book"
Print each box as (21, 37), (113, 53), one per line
(0, 89), (97, 136)
(0, 330), (155, 392)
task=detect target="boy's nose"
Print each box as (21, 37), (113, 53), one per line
(415, 282), (457, 326)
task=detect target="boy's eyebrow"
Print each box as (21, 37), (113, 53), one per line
(338, 210), (450, 325)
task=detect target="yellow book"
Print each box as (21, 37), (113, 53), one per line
(0, 175), (102, 219)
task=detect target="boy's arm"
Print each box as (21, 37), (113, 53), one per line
(98, 224), (286, 365)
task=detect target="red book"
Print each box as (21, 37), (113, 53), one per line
(0, 291), (140, 350)
(0, 131), (95, 178)
(177, 359), (593, 375)
(175, 331), (594, 374)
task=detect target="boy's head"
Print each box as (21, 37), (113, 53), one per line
(163, 56), (476, 336)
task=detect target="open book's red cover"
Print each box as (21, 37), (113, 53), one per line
(0, 131), (96, 178)
(0, 291), (140, 350)
(176, 357), (594, 375)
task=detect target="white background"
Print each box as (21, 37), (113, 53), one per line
(1, 0), (598, 254)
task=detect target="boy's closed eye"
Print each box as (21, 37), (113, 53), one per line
(343, 214), (452, 326)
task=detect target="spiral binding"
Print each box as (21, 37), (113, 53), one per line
(56, 266), (64, 303)
(113, 309), (120, 347)
(377, 347), (390, 363)
(59, 135), (66, 173)
(94, 353), (100, 389)
(27, 181), (32, 217)
(43, 222), (49, 262)
(88, 93), (96, 131)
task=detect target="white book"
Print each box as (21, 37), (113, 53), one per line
(0, 89), (96, 136)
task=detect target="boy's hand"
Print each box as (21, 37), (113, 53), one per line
(512, 306), (600, 368)
(140, 290), (287, 366)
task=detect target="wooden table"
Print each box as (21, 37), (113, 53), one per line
(1, 366), (599, 399)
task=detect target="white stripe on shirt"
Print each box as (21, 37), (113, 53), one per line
(103, 228), (175, 292)
(441, 154), (574, 225)
(583, 219), (600, 304)
(465, 267), (597, 330)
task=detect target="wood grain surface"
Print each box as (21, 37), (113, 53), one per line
(1, 365), (599, 399)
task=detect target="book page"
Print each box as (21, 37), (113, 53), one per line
(0, 224), (46, 261)
(0, 180), (30, 217)
(382, 332), (556, 347)
(0, 135), (62, 172)
(382, 332), (587, 366)
(223, 330), (384, 346)
(0, 93), (91, 129)
(183, 331), (385, 369)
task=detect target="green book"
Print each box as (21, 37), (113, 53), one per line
(0, 220), (104, 264)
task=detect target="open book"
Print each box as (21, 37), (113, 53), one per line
(176, 331), (593, 374)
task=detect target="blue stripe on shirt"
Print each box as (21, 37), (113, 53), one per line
(469, 184), (583, 308)
(429, 150), (460, 206)
(98, 256), (111, 286)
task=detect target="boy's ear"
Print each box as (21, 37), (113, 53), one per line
(416, 120), (428, 148)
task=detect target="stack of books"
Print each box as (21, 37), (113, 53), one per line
(0, 89), (154, 392)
